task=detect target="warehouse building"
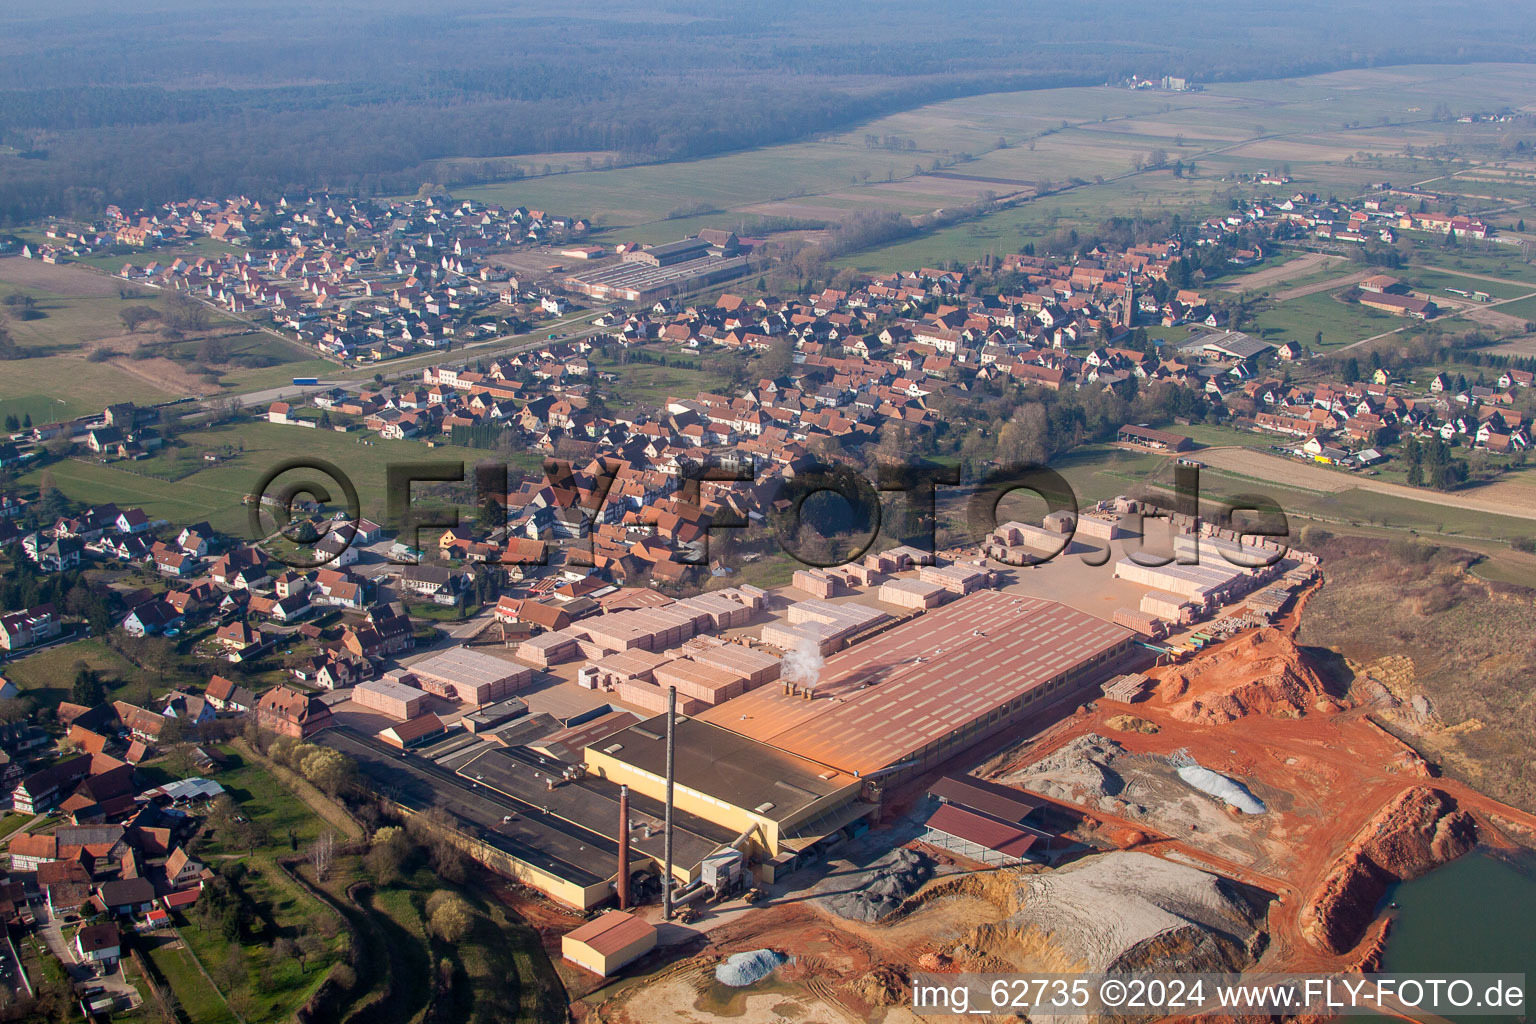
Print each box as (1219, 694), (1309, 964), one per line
(562, 911), (657, 976)
(379, 713), (448, 749)
(699, 591), (1138, 782)
(352, 677), (428, 721)
(922, 773), (1060, 864)
(461, 697), (529, 734)
(403, 647), (534, 705)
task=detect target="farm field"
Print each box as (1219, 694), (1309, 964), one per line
(1398, 266), (1535, 301)
(1193, 446), (1536, 526)
(455, 63), (1536, 275)
(1486, 293), (1536, 323)
(18, 420), (544, 537)
(0, 256), (333, 416)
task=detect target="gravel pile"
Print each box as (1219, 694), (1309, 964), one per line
(1005, 733), (1126, 800)
(715, 948), (789, 987)
(822, 847), (932, 922)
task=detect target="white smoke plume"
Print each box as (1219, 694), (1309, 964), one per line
(780, 634), (823, 691)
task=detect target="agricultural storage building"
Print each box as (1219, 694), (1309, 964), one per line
(562, 911), (657, 976)
(352, 678), (427, 721)
(406, 647), (533, 704)
(699, 591), (1136, 781)
(878, 577), (949, 610)
(1117, 424), (1194, 451)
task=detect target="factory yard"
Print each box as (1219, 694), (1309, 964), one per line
(572, 572), (1536, 1022)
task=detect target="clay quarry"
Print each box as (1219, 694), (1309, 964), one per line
(570, 581), (1536, 1024)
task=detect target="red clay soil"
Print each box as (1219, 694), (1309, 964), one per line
(1297, 785), (1477, 955)
(1153, 627), (1342, 724)
(994, 618), (1536, 975)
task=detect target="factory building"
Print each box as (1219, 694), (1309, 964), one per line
(584, 715), (871, 880)
(699, 591), (1138, 783)
(402, 647), (534, 705)
(352, 677), (428, 720)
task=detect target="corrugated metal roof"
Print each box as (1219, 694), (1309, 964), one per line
(926, 803), (1040, 858)
(566, 910), (656, 955)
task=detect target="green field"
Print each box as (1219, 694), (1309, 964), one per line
(146, 942), (238, 1024)
(1402, 266), (1536, 301)
(1488, 294), (1536, 323)
(0, 258), (335, 416)
(21, 420), (546, 537)
(446, 64), (1536, 274)
(592, 349), (738, 409)
(1249, 289), (1406, 348)
(4, 636), (149, 706)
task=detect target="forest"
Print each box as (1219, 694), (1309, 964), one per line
(5, 0), (1536, 222)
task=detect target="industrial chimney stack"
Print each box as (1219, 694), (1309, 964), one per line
(617, 785), (630, 910)
(662, 686), (676, 921)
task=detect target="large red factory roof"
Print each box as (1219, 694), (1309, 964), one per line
(697, 590), (1131, 776)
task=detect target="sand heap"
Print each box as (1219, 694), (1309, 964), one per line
(1299, 786), (1477, 954)
(961, 852), (1269, 974)
(1158, 629), (1340, 724)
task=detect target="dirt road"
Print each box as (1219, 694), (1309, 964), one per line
(1194, 446), (1536, 522)
(1223, 253), (1346, 294)
(1272, 268), (1373, 302)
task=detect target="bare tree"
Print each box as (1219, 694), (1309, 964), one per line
(309, 831), (336, 881)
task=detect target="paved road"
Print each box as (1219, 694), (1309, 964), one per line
(214, 318), (609, 412)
